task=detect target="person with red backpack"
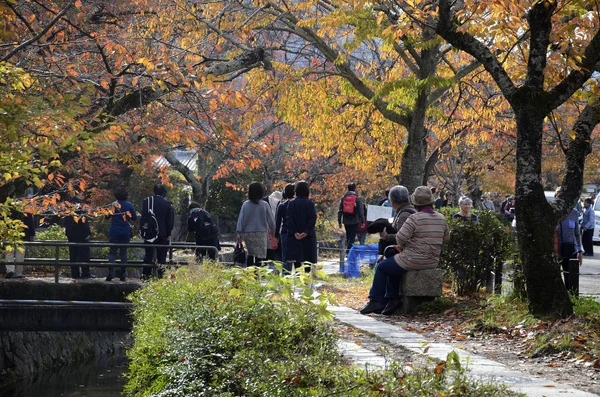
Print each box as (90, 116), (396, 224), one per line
(338, 182), (365, 253)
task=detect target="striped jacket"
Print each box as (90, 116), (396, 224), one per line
(394, 210), (449, 270)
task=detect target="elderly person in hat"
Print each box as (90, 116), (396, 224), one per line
(360, 186), (449, 316)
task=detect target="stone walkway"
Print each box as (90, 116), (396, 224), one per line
(320, 260), (599, 397)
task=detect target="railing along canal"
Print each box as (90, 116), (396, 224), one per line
(5, 240), (233, 283)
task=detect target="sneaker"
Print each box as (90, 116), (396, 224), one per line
(382, 299), (401, 316)
(105, 276), (114, 282)
(359, 300), (386, 315)
(11, 274), (25, 279)
(5, 272), (14, 279)
(80, 275), (96, 279)
(119, 275), (126, 282)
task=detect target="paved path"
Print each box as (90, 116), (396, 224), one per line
(320, 259), (599, 396)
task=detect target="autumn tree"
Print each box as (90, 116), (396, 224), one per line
(428, 0), (600, 317)
(0, 0), (277, 220)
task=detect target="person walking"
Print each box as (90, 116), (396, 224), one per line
(63, 197), (93, 279)
(275, 183), (295, 268)
(338, 182), (365, 253)
(555, 190), (583, 290)
(285, 181), (318, 273)
(360, 186), (449, 316)
(187, 202), (220, 260)
(141, 184), (174, 279)
(236, 182), (276, 267)
(106, 187), (137, 281)
(582, 198), (595, 256)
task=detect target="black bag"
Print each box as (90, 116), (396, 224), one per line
(139, 196), (159, 242)
(233, 241), (246, 265)
(193, 210), (219, 240)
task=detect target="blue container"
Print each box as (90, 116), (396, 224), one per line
(341, 243), (379, 278)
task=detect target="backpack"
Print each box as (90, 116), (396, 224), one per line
(139, 196), (159, 242)
(192, 210), (219, 240)
(342, 193), (358, 214)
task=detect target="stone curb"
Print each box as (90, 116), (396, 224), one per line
(331, 305), (599, 397)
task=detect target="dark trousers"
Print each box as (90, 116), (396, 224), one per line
(583, 228), (595, 256)
(69, 243), (91, 278)
(560, 256), (577, 290)
(368, 256), (406, 301)
(108, 235), (130, 278)
(143, 236), (169, 278)
(344, 223), (359, 253)
(246, 255), (265, 267)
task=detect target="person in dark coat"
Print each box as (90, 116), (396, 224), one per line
(275, 183), (295, 271)
(187, 202), (220, 260)
(285, 181), (317, 273)
(141, 184), (174, 279)
(63, 197), (93, 279)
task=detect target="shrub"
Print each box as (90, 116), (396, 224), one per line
(27, 224), (68, 260)
(439, 211), (514, 296)
(125, 265), (524, 397)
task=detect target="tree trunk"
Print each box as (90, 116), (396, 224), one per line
(514, 103), (572, 317)
(399, 38), (438, 193)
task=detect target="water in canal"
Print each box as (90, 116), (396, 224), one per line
(0, 353), (128, 397)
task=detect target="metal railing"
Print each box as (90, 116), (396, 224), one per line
(4, 240), (230, 283)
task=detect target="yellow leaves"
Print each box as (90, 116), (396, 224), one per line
(100, 80), (110, 90)
(137, 57), (154, 72)
(131, 76), (139, 86)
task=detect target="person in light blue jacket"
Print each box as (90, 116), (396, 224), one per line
(557, 207), (582, 291)
(582, 198), (595, 256)
(236, 182), (276, 267)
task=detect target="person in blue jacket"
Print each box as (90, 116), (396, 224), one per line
(107, 186), (137, 281)
(285, 181), (317, 273)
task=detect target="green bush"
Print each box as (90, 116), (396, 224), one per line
(27, 224), (68, 260)
(439, 210), (514, 296)
(125, 264), (523, 397)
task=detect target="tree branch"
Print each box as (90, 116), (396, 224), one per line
(436, 0), (518, 104)
(2, 2), (74, 62)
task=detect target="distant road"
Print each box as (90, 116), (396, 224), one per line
(580, 253), (600, 300)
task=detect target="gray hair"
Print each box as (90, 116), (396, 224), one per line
(459, 196), (473, 206)
(388, 185), (409, 204)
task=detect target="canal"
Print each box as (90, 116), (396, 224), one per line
(0, 353), (127, 397)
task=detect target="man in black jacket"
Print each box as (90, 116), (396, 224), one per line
(337, 182), (365, 253)
(63, 197), (93, 279)
(141, 184), (174, 279)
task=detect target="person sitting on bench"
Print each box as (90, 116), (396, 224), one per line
(360, 186), (449, 316)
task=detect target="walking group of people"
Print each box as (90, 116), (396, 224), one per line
(63, 184), (175, 282)
(235, 180), (317, 272)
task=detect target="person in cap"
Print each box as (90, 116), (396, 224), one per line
(360, 186), (449, 316)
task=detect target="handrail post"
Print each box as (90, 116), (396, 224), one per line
(339, 235), (346, 273)
(54, 245), (60, 284)
(568, 258), (579, 296)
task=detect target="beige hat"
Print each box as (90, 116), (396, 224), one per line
(411, 186), (435, 207)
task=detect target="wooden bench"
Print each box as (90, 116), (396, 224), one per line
(400, 268), (444, 313)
